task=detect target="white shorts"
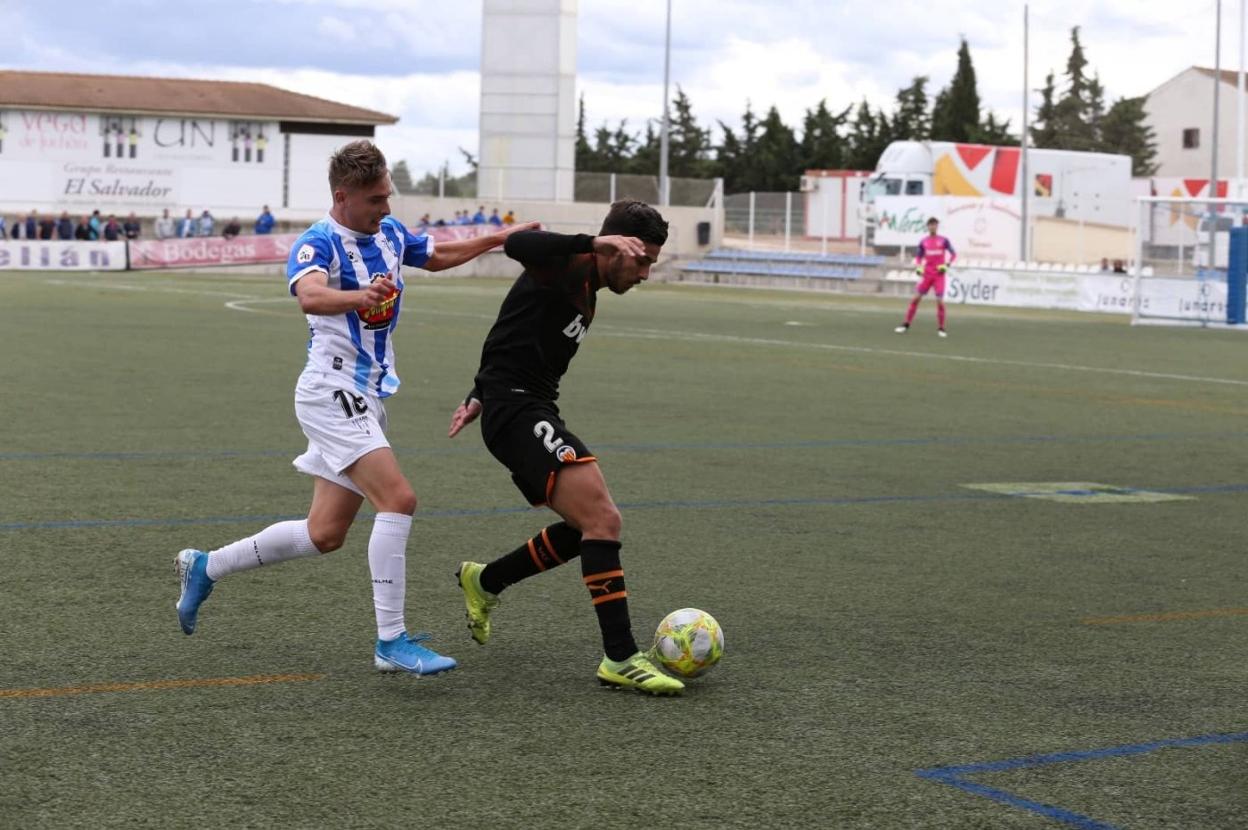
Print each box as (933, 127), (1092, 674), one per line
(292, 369), (390, 497)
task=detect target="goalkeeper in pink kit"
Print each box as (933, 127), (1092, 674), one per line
(895, 217), (954, 337)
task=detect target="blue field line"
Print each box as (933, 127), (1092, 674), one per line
(916, 729), (1248, 830)
(3, 484), (1247, 533)
(0, 430), (1242, 463)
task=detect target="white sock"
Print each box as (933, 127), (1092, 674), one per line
(369, 512), (411, 641)
(205, 520), (319, 581)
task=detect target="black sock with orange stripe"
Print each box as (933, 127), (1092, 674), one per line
(580, 539), (637, 661)
(480, 522), (582, 594)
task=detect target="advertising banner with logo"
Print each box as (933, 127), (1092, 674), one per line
(873, 196), (1021, 260)
(944, 268), (1083, 310)
(128, 233), (300, 270)
(0, 109), (281, 214)
(0, 240), (126, 271)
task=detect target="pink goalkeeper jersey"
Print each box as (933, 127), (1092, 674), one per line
(915, 234), (956, 277)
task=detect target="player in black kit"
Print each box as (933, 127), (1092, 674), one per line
(447, 200), (684, 695)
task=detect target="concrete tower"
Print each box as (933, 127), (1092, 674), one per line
(478, 0), (577, 202)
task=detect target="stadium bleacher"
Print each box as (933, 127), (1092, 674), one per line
(676, 247), (884, 281)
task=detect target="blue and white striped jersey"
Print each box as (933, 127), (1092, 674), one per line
(286, 214), (434, 398)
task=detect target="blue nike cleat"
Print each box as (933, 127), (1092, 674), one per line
(374, 632), (458, 675)
(175, 548), (215, 635)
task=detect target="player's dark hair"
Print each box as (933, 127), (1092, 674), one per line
(329, 140), (389, 191)
(927, 217), (939, 225)
(600, 199), (669, 246)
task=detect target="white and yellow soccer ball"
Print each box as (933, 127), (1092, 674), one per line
(652, 608), (724, 678)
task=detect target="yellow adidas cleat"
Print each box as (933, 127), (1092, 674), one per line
(597, 652), (685, 696)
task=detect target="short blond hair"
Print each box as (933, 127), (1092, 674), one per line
(328, 140), (388, 191)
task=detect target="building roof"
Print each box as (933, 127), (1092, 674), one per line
(1192, 66), (1248, 88)
(0, 70), (397, 125)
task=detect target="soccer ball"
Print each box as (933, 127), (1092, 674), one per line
(652, 608), (724, 678)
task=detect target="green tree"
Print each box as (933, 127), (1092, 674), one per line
(575, 94), (599, 172)
(931, 39), (980, 142)
(391, 160), (414, 193)
(1099, 96), (1158, 175)
(975, 112), (1016, 145)
(667, 86), (714, 178)
(751, 105), (801, 190)
(713, 102), (760, 192)
(1030, 71), (1060, 148)
(846, 100), (890, 170)
(1046, 27), (1100, 151)
(799, 99), (850, 170)
(891, 76), (931, 141)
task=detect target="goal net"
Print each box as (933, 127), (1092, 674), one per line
(1131, 196), (1248, 327)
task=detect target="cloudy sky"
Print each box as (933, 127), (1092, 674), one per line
(2, 0), (1233, 177)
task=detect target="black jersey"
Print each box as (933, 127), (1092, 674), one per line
(472, 230), (601, 402)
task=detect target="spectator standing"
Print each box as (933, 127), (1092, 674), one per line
(56, 211), (74, 240)
(24, 211), (37, 239)
(222, 217), (242, 239)
(418, 213), (431, 228)
(488, 208), (502, 227)
(502, 210), (515, 226)
(0, 215), (6, 239)
(197, 210), (215, 237)
(102, 214), (124, 241)
(472, 206), (486, 224)
(155, 209), (176, 239)
(39, 214), (55, 240)
(9, 216), (21, 239)
(254, 205), (275, 235)
(89, 210), (102, 240)
(74, 216), (91, 240)
(123, 212), (141, 240)
(178, 209), (194, 238)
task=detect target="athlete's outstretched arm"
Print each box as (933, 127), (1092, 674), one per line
(423, 221), (540, 271)
(504, 230), (646, 266)
(294, 271), (394, 315)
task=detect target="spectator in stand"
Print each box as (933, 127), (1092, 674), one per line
(155, 209), (176, 239)
(123, 212), (141, 240)
(74, 215), (91, 240)
(39, 214), (55, 240)
(0, 215), (6, 239)
(434, 216), (447, 227)
(222, 217), (242, 239)
(89, 210), (103, 240)
(9, 215), (21, 239)
(1099, 257), (1110, 272)
(56, 211), (74, 240)
(254, 205), (275, 235)
(488, 208), (502, 227)
(1112, 259), (1127, 274)
(178, 209), (195, 238)
(418, 213), (431, 228)
(502, 209), (515, 226)
(472, 205), (486, 224)
(24, 211), (37, 239)
(102, 214), (124, 241)
(197, 209), (215, 237)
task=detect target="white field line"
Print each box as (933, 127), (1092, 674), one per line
(40, 275), (1248, 389)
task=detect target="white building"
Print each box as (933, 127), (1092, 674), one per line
(1145, 65), (1248, 182)
(0, 70), (397, 218)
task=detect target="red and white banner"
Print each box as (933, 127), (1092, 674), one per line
(128, 225), (500, 270)
(128, 233), (299, 270)
(0, 239), (127, 271)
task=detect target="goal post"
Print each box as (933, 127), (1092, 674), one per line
(1131, 195), (1248, 327)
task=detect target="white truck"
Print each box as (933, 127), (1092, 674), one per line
(864, 140), (1133, 227)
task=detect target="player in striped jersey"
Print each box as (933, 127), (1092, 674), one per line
(175, 140), (535, 675)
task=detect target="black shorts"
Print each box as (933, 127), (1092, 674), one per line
(480, 392), (596, 506)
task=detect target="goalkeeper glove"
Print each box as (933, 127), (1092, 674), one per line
(914, 266), (923, 275)
(937, 264), (949, 274)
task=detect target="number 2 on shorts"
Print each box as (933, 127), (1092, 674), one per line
(534, 420), (565, 452)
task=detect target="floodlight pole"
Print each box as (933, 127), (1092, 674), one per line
(658, 0), (672, 206)
(1020, 4), (1030, 262)
(1212, 0), (1223, 271)
(1238, 0), (1245, 192)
